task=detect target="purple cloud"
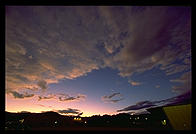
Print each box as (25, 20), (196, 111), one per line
(6, 6), (191, 97)
(117, 101), (156, 112)
(170, 71), (192, 93)
(117, 90), (191, 112)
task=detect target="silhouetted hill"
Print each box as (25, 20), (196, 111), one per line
(5, 111), (76, 130)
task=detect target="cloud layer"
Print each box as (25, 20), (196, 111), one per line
(6, 6), (191, 95)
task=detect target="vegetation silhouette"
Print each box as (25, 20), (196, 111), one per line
(5, 110), (173, 130)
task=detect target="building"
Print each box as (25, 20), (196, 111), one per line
(147, 104), (191, 130)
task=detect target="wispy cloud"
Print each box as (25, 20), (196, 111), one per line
(102, 92), (123, 103)
(58, 94), (86, 102)
(37, 104), (53, 108)
(8, 91), (34, 99)
(38, 94), (55, 101)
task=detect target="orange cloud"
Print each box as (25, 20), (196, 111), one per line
(128, 80), (142, 86)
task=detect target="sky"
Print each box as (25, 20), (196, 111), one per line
(5, 6), (191, 117)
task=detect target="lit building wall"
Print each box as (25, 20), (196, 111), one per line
(163, 104), (191, 130)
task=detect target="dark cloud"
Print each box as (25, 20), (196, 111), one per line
(19, 111), (31, 113)
(38, 94), (55, 101)
(109, 98), (124, 103)
(102, 7), (191, 79)
(58, 94), (86, 102)
(106, 92), (120, 99)
(102, 92), (123, 103)
(117, 90), (191, 112)
(117, 101), (156, 112)
(57, 108), (82, 115)
(37, 80), (47, 92)
(37, 93), (86, 102)
(162, 90), (191, 106)
(6, 6), (191, 95)
(8, 91), (34, 99)
(78, 112), (83, 116)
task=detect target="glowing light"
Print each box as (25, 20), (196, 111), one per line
(74, 117), (82, 121)
(145, 118), (148, 120)
(161, 120), (167, 125)
(19, 119), (24, 123)
(55, 121), (57, 124)
(84, 121), (87, 124)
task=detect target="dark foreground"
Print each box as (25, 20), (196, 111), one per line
(5, 111), (173, 130)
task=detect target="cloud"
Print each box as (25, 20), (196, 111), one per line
(6, 6), (191, 95)
(128, 110), (150, 115)
(102, 92), (123, 103)
(102, 7), (191, 78)
(38, 94), (55, 101)
(38, 104), (53, 108)
(155, 85), (160, 88)
(117, 101), (156, 112)
(77, 112), (83, 116)
(117, 90), (191, 112)
(18, 111), (31, 113)
(170, 71), (191, 93)
(8, 91), (34, 99)
(6, 6), (103, 94)
(37, 93), (86, 102)
(37, 80), (47, 92)
(128, 80), (142, 86)
(58, 94), (86, 102)
(57, 108), (83, 115)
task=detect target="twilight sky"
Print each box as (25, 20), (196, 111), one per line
(5, 6), (191, 117)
